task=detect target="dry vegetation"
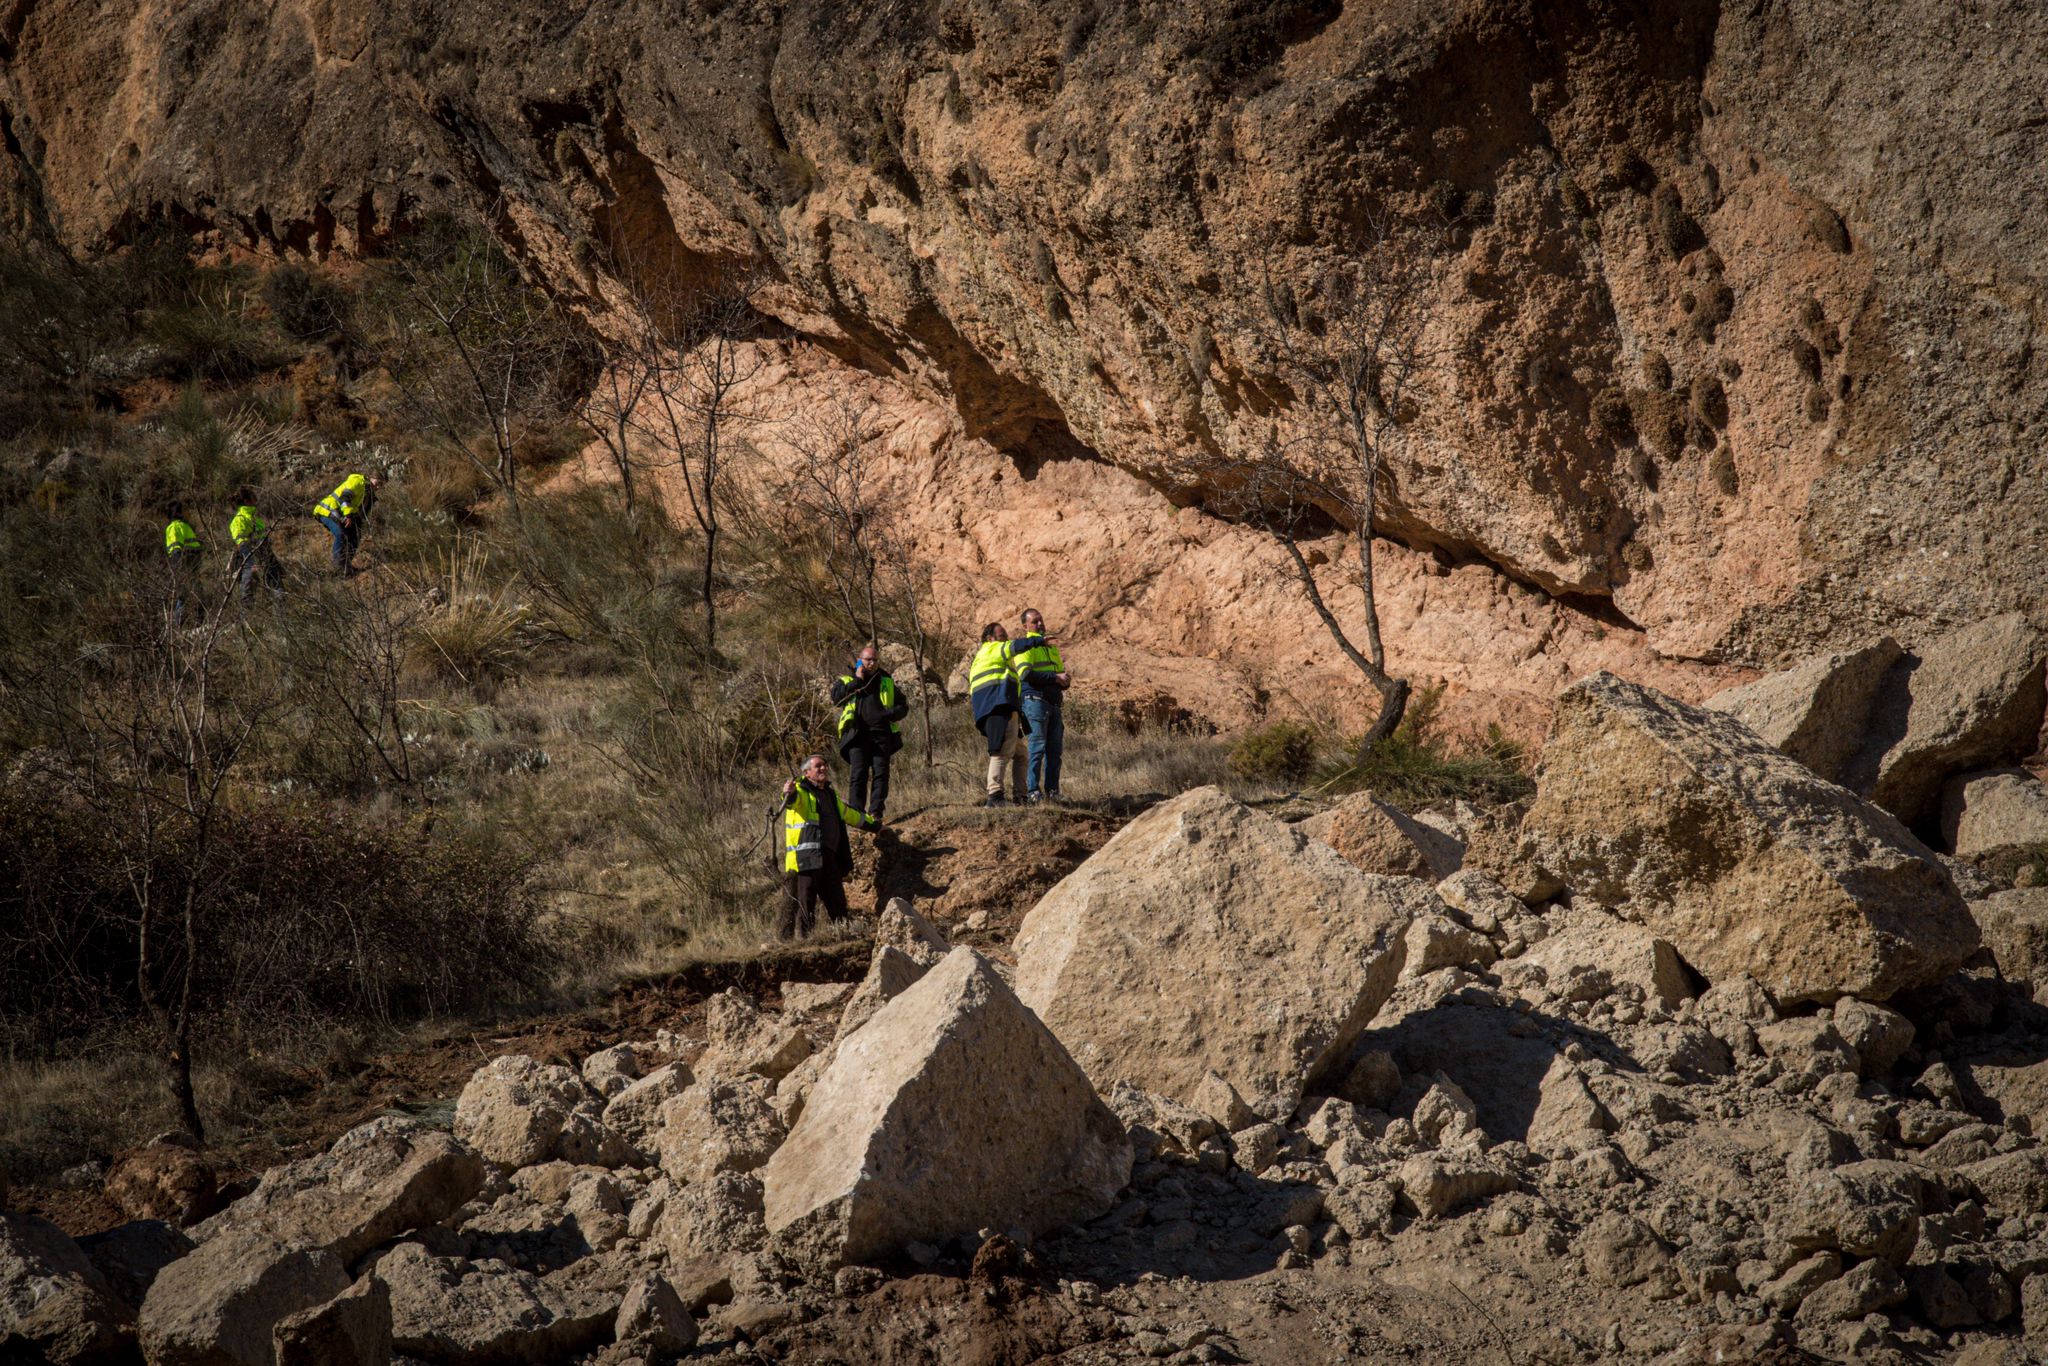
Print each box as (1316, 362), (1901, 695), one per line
(0, 218), (1523, 1183)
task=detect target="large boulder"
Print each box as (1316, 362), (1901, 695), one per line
(272, 1277), (391, 1366)
(105, 1138), (219, 1227)
(1297, 793), (1463, 879)
(1013, 786), (1421, 1118)
(1703, 638), (1904, 780)
(1848, 614), (2048, 825)
(1520, 674), (1978, 1004)
(454, 1056), (626, 1169)
(142, 1119), (484, 1366)
(762, 947), (1130, 1269)
(373, 1243), (614, 1365)
(0, 1213), (131, 1364)
(1941, 769), (2048, 874)
(1972, 888), (2048, 999)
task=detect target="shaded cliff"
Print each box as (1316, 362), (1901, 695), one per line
(3, 0), (2043, 724)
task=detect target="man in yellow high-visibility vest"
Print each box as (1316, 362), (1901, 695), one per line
(163, 501), (203, 625)
(830, 642), (908, 824)
(1011, 607), (1072, 804)
(969, 622), (1028, 807)
(311, 471), (383, 577)
(773, 753), (877, 939)
(228, 488), (282, 603)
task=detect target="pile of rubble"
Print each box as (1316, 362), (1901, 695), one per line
(4, 617), (2046, 1364)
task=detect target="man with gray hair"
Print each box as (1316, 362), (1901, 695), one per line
(772, 753), (876, 939)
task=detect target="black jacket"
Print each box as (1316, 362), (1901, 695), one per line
(830, 668), (909, 754)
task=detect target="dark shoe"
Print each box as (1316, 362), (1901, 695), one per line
(984, 795), (1006, 808)
(1046, 790), (1066, 804)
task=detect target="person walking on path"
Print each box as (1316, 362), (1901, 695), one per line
(830, 642), (908, 823)
(774, 753), (877, 940)
(1011, 607), (1071, 804)
(312, 471), (382, 577)
(228, 489), (283, 604)
(969, 622), (1029, 808)
(163, 501), (203, 625)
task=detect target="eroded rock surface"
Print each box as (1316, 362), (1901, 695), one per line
(1521, 673), (1977, 1003)
(1016, 787), (1420, 1118)
(762, 948), (1130, 1268)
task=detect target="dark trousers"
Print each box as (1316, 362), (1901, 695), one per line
(777, 871), (851, 940)
(232, 542), (283, 603)
(845, 738), (892, 821)
(319, 513), (359, 575)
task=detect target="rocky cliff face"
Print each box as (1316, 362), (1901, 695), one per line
(5, 1), (2043, 728)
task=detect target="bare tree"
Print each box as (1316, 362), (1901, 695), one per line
(1198, 213), (1445, 753)
(12, 569), (278, 1139)
(369, 219), (594, 523)
(779, 386), (947, 765)
(587, 252), (770, 655)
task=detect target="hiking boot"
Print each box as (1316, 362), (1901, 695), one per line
(1025, 791), (1044, 805)
(1046, 790), (1066, 804)
(984, 794), (1007, 808)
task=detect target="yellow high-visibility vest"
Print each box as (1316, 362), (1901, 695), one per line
(230, 505), (268, 547)
(313, 473), (369, 520)
(164, 519), (201, 556)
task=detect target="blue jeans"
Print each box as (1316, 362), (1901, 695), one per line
(1022, 694), (1063, 796)
(318, 513), (358, 575)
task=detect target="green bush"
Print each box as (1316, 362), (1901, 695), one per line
(1228, 720), (1320, 785)
(0, 785), (558, 1054)
(1329, 685), (1533, 808)
(262, 262), (352, 342)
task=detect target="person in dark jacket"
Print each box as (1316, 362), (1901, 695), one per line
(773, 753), (876, 939)
(829, 643), (908, 823)
(968, 621), (1028, 807)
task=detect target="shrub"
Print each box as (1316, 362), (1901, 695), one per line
(1228, 720), (1320, 784)
(1330, 686), (1533, 808)
(1591, 388), (1635, 444)
(0, 787), (558, 1055)
(1651, 184), (1705, 259)
(262, 262), (352, 342)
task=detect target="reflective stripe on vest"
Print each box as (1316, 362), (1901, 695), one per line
(784, 787), (825, 873)
(968, 641), (1015, 693)
(314, 474), (367, 520)
(836, 674), (900, 739)
(1013, 632), (1064, 676)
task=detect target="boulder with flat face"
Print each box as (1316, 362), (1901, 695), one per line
(762, 948), (1130, 1269)
(1298, 792), (1463, 879)
(1703, 638), (1903, 781)
(1848, 613), (2048, 825)
(1942, 769), (2048, 875)
(0, 1213), (131, 1364)
(141, 1119), (485, 1366)
(1520, 673), (1977, 1005)
(1013, 786), (1421, 1119)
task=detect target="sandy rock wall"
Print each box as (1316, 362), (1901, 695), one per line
(4, 1), (2044, 718)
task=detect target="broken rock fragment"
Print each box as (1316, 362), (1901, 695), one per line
(1520, 673), (1977, 1004)
(1015, 786), (1421, 1119)
(762, 947), (1130, 1268)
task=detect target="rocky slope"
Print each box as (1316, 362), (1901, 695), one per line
(9, 674), (2048, 1364)
(3, 1), (2044, 728)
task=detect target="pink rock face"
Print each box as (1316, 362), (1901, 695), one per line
(12, 5), (2044, 730)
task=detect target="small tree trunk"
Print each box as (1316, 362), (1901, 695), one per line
(701, 522), (718, 653)
(1278, 536), (1410, 756)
